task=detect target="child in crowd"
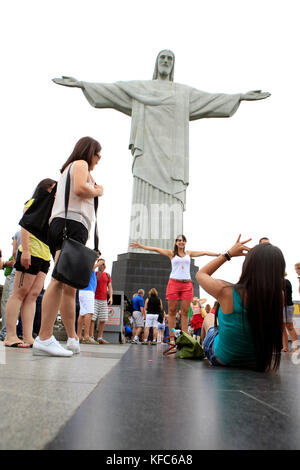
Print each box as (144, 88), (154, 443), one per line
(190, 298), (206, 343)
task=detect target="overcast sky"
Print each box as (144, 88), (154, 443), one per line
(1, 0), (299, 303)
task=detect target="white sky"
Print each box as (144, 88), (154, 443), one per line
(1, 0), (299, 304)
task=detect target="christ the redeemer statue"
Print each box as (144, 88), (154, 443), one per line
(53, 49), (270, 250)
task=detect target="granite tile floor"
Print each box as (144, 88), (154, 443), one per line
(0, 342), (130, 450)
(48, 344), (300, 450)
(1, 341), (300, 450)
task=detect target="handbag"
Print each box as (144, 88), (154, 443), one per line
(163, 331), (205, 359)
(19, 184), (57, 244)
(157, 310), (164, 324)
(175, 331), (205, 359)
(52, 166), (99, 289)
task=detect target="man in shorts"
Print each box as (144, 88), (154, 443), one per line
(78, 253), (101, 344)
(131, 289), (145, 344)
(90, 259), (113, 344)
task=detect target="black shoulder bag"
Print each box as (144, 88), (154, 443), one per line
(19, 183), (57, 244)
(52, 166), (99, 289)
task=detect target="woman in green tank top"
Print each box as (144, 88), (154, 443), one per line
(196, 235), (285, 372)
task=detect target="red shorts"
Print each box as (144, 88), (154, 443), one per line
(166, 279), (193, 301)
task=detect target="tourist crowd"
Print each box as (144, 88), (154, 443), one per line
(1, 137), (300, 371)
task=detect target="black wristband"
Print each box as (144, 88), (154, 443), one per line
(223, 252), (231, 261)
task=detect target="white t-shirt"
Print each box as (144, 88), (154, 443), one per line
(170, 253), (191, 280)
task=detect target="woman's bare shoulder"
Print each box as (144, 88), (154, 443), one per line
(73, 160), (88, 169)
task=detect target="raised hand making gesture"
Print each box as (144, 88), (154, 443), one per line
(226, 234), (252, 258)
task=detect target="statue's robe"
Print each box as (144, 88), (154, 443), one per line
(82, 80), (241, 247)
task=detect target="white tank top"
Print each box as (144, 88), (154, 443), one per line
(170, 253), (191, 280)
(50, 163), (95, 232)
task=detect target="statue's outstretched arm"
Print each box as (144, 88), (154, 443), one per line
(240, 90), (271, 101)
(52, 76), (83, 88)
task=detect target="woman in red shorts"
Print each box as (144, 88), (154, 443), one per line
(130, 236), (219, 341)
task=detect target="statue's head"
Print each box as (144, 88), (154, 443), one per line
(152, 49), (175, 81)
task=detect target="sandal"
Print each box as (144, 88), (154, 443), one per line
(5, 342), (31, 348)
(163, 336), (177, 356)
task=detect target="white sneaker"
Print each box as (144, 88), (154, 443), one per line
(66, 337), (80, 354)
(33, 336), (73, 357)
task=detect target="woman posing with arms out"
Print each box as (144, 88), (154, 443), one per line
(130, 235), (220, 342)
(4, 179), (56, 348)
(197, 236), (285, 371)
(33, 136), (104, 357)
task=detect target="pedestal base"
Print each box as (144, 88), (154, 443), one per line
(111, 252), (200, 308)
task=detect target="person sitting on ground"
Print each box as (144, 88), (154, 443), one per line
(197, 235), (285, 371)
(124, 320), (133, 342)
(142, 288), (163, 345)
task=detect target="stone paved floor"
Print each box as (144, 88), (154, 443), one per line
(0, 342), (129, 450)
(48, 344), (300, 450)
(1, 341), (300, 450)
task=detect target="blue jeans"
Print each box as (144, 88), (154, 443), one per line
(203, 326), (222, 366)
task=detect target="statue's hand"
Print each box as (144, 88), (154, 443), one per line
(241, 90), (271, 101)
(52, 76), (83, 88)
(130, 241), (141, 249)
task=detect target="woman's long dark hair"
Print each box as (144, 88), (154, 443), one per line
(172, 234), (187, 257)
(60, 136), (101, 173)
(31, 178), (57, 199)
(236, 243), (285, 372)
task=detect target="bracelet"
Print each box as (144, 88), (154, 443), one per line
(222, 252), (232, 261)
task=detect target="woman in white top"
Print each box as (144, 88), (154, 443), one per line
(130, 235), (219, 340)
(33, 137), (104, 357)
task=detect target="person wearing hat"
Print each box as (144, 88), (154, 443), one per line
(190, 297), (207, 343)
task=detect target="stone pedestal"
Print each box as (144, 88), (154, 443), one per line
(111, 252), (200, 309)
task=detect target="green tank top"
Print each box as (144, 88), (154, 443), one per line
(214, 287), (256, 367)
